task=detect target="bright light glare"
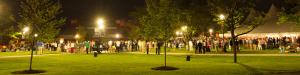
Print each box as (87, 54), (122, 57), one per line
(181, 26), (187, 31)
(75, 34), (80, 39)
(209, 29), (213, 33)
(219, 14), (225, 20)
(23, 27), (29, 33)
(176, 31), (180, 35)
(97, 18), (105, 29)
(34, 34), (38, 37)
(115, 34), (120, 38)
(60, 38), (64, 43)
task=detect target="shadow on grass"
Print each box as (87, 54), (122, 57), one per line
(151, 66), (179, 71)
(11, 70), (46, 74)
(238, 63), (300, 75)
(270, 71), (300, 75)
(237, 63), (264, 75)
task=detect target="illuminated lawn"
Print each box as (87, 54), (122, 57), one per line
(1, 54), (300, 75)
(0, 51), (60, 56)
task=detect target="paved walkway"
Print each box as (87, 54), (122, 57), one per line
(0, 54), (59, 59)
(127, 52), (300, 56)
(1, 52), (299, 59)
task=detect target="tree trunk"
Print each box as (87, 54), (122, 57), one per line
(146, 40), (149, 54)
(233, 37), (237, 63)
(231, 28), (237, 63)
(164, 41), (167, 67)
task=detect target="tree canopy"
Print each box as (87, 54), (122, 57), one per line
(136, 0), (183, 41)
(208, 0), (266, 63)
(0, 1), (16, 44)
(278, 0), (300, 25)
(18, 0), (66, 42)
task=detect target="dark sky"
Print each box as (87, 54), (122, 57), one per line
(61, 0), (145, 26)
(2, 0), (145, 35)
(4, 0), (283, 25)
(4, 0), (145, 25)
(59, 0), (145, 35)
(2, 0), (285, 35)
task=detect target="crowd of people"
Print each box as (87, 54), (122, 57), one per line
(188, 36), (300, 54)
(2, 36), (300, 54)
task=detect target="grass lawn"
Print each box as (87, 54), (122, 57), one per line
(0, 51), (60, 56)
(147, 48), (300, 54)
(1, 54), (300, 75)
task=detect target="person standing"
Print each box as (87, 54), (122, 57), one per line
(116, 41), (121, 53)
(156, 41), (162, 55)
(84, 41), (90, 54)
(202, 41), (206, 54)
(146, 41), (150, 54)
(279, 39), (286, 53)
(197, 41), (203, 54)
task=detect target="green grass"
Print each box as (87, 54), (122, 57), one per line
(0, 51), (60, 56)
(146, 48), (300, 54)
(1, 54), (300, 75)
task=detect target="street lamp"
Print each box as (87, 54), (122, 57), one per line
(96, 18), (105, 30)
(22, 26), (30, 39)
(219, 14), (225, 20)
(23, 26), (30, 34)
(181, 26), (187, 31)
(34, 34), (38, 37)
(96, 18), (105, 44)
(219, 14), (226, 51)
(176, 31), (180, 35)
(75, 34), (80, 39)
(176, 31), (182, 36)
(115, 34), (120, 39)
(75, 34), (80, 44)
(209, 29), (213, 34)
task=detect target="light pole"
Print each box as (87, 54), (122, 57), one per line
(209, 29), (213, 35)
(97, 18), (105, 30)
(181, 26), (189, 51)
(75, 34), (80, 43)
(209, 28), (213, 51)
(181, 26), (187, 31)
(176, 31), (180, 36)
(22, 26), (30, 39)
(219, 14), (226, 52)
(115, 34), (120, 39)
(96, 18), (105, 41)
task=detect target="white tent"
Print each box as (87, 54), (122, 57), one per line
(221, 4), (300, 38)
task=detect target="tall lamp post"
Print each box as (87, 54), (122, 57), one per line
(219, 14), (226, 52)
(96, 18), (105, 50)
(115, 34), (120, 39)
(75, 34), (80, 43)
(209, 28), (213, 52)
(209, 29), (213, 36)
(181, 26), (188, 50)
(96, 18), (105, 40)
(22, 27), (29, 39)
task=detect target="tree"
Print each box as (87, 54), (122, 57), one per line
(17, 0), (65, 72)
(77, 24), (92, 41)
(125, 20), (141, 40)
(172, 0), (216, 51)
(18, 0), (66, 42)
(136, 0), (181, 69)
(278, 0), (300, 25)
(0, 1), (16, 44)
(208, 0), (265, 63)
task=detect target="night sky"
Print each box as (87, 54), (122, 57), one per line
(61, 0), (145, 26)
(60, 0), (145, 35)
(3, 0), (145, 35)
(2, 0), (285, 35)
